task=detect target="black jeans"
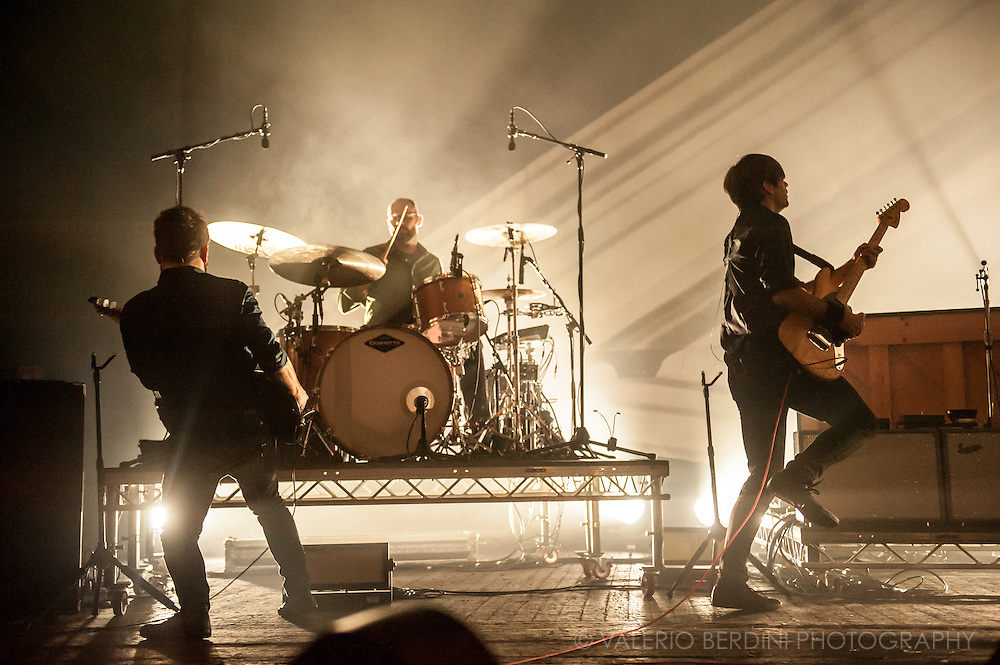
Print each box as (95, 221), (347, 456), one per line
(720, 348), (877, 583)
(159, 435), (311, 613)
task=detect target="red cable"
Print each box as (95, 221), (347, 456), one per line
(503, 372), (794, 665)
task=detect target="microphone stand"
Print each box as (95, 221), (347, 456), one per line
(151, 106), (269, 206)
(976, 261), (996, 428)
(510, 113), (606, 437)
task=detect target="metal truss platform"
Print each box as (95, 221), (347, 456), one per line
(758, 507), (1000, 573)
(102, 457), (671, 570)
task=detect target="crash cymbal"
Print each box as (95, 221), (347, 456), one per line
(481, 287), (546, 301)
(465, 222), (557, 247)
(208, 221), (306, 257)
(268, 244), (386, 287)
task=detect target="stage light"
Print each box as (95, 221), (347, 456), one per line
(150, 505), (167, 530)
(602, 499), (646, 525)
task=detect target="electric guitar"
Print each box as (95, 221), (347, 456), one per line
(88, 296), (301, 442)
(778, 198), (908, 380)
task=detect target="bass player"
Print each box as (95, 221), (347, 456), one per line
(714, 154), (881, 611)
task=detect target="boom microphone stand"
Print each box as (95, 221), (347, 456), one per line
(151, 104), (270, 206)
(508, 106), (606, 436)
(976, 261), (996, 428)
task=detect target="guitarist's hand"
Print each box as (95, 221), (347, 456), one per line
(855, 243), (882, 269)
(841, 306), (866, 339)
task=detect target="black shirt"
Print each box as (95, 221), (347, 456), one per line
(721, 204), (802, 359)
(340, 243), (442, 326)
(120, 266), (287, 438)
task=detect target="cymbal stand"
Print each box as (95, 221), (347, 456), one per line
(245, 228), (266, 294)
(151, 105), (269, 206)
(521, 255), (590, 432)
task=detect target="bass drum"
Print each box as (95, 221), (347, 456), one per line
(280, 325), (355, 392)
(315, 326), (454, 459)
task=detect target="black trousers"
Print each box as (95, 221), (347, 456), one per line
(159, 436), (311, 613)
(720, 348), (877, 583)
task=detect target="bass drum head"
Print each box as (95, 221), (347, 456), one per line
(315, 326), (453, 459)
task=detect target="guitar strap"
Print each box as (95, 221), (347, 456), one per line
(793, 244), (834, 271)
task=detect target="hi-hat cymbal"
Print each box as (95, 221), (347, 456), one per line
(269, 244), (386, 287)
(465, 223), (557, 247)
(208, 221), (307, 257)
(481, 287), (546, 301)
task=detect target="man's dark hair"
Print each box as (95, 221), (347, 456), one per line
(153, 206), (210, 264)
(723, 154), (784, 209)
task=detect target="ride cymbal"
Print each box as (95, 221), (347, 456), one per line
(464, 223), (557, 247)
(269, 244), (386, 287)
(207, 221), (306, 257)
(481, 287), (546, 301)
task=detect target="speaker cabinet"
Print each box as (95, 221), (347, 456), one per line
(942, 430), (1000, 521)
(796, 430), (943, 522)
(0, 381), (86, 618)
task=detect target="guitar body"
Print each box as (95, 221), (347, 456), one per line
(779, 268), (844, 380)
(778, 198), (908, 381)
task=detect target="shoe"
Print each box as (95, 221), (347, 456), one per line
(711, 580), (781, 611)
(278, 593), (317, 622)
(768, 472), (840, 528)
(139, 611), (212, 640)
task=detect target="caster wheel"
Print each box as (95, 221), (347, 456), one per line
(592, 558), (612, 579)
(641, 571), (657, 598)
(542, 550), (560, 564)
(110, 589), (128, 616)
(580, 558), (597, 577)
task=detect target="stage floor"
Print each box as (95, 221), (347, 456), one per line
(3, 557), (999, 664)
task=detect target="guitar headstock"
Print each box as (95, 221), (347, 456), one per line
(89, 296), (122, 324)
(877, 198), (909, 228)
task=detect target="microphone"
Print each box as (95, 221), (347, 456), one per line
(508, 108), (516, 151)
(261, 106), (270, 149)
(450, 234), (461, 277)
(518, 250), (526, 285)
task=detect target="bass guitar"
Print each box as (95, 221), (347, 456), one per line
(778, 198), (908, 380)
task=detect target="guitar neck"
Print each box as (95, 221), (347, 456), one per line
(835, 222), (889, 305)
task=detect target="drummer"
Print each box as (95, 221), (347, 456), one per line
(339, 198), (442, 326)
(340, 197), (489, 427)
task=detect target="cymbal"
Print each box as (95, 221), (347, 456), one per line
(207, 221), (306, 257)
(269, 244), (386, 287)
(465, 223), (557, 247)
(481, 287), (546, 301)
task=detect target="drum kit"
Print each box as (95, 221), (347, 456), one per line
(207, 219), (568, 462)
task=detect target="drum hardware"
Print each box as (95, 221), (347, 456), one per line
(481, 287), (545, 302)
(207, 221), (307, 294)
(461, 223), (575, 453)
(314, 326), (453, 461)
(269, 244), (386, 288)
(464, 222), (557, 248)
(414, 273), (488, 346)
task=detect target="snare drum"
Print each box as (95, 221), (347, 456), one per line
(315, 326), (453, 459)
(280, 325), (355, 392)
(413, 273), (488, 346)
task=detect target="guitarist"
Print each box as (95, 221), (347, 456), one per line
(714, 154), (880, 611)
(118, 206), (315, 639)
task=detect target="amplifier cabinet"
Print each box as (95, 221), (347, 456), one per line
(796, 430), (944, 522)
(942, 430), (1000, 521)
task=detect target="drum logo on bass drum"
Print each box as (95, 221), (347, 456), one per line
(365, 334), (405, 353)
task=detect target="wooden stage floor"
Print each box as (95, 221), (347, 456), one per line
(3, 557), (999, 664)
